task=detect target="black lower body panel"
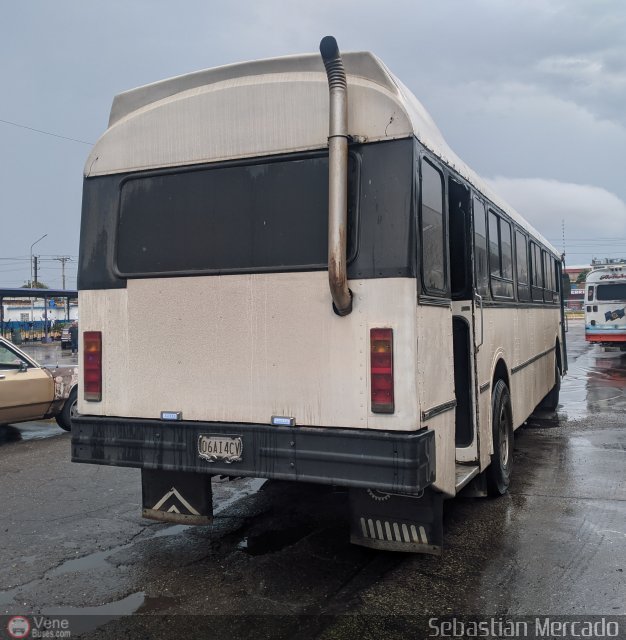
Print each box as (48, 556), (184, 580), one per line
(71, 416), (436, 494)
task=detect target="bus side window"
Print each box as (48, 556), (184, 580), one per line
(516, 230), (530, 301)
(500, 218), (513, 289)
(489, 211), (500, 279)
(587, 286), (594, 301)
(542, 250), (553, 303)
(488, 210), (513, 298)
(473, 197), (488, 296)
(420, 159), (447, 294)
(530, 242), (544, 301)
(553, 258), (560, 303)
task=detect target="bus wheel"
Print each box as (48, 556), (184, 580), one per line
(486, 379), (513, 496)
(539, 361), (561, 412)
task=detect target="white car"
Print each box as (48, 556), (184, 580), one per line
(0, 337), (78, 431)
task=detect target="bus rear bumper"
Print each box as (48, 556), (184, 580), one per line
(71, 415), (436, 494)
(585, 333), (626, 343)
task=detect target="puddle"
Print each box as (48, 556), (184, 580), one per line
(48, 548), (119, 579)
(135, 594), (181, 614)
(149, 524), (191, 540)
(0, 586), (22, 607)
(40, 591), (145, 635)
(0, 422), (66, 446)
(17, 422), (66, 441)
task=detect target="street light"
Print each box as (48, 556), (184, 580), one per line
(29, 234), (47, 328)
(30, 234), (48, 288)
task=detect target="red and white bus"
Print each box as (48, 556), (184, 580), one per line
(585, 263), (626, 348)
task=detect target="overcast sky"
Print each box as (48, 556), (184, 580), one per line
(1, 0), (625, 288)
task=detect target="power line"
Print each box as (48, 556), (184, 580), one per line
(0, 118), (93, 146)
(0, 267), (29, 274)
(547, 237), (626, 242)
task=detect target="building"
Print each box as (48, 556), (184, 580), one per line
(563, 264), (590, 310)
(0, 289), (78, 341)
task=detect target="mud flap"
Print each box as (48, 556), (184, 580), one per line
(349, 487), (443, 554)
(141, 469), (213, 525)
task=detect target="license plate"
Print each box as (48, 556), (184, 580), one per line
(197, 435), (243, 463)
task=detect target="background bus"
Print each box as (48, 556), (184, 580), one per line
(72, 37), (566, 554)
(585, 264), (626, 348)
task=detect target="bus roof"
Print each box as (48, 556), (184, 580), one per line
(86, 50), (556, 255)
(585, 264), (626, 283)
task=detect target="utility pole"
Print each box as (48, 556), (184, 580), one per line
(54, 256), (72, 290)
(54, 256), (72, 321)
(33, 255), (39, 287)
(29, 233), (47, 328)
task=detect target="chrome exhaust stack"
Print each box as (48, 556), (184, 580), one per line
(319, 36), (352, 316)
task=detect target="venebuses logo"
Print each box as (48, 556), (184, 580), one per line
(6, 616), (31, 639)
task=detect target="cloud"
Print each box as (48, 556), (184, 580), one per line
(534, 51), (626, 126)
(428, 79), (626, 210)
(486, 177), (626, 263)
(537, 55), (604, 81)
(2, 0), (626, 284)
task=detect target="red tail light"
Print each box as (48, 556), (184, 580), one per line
(83, 331), (102, 402)
(370, 328), (394, 414)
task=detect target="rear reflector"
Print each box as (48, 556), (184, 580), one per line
(83, 331), (102, 402)
(370, 328), (394, 414)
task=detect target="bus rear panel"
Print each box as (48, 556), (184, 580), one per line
(73, 39), (564, 554)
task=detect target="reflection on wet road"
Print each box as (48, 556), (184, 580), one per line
(18, 341), (79, 367)
(0, 421), (65, 443)
(559, 318), (626, 420)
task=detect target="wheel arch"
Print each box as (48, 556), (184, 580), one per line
(491, 356), (510, 391)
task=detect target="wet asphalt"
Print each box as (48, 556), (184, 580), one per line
(0, 319), (624, 639)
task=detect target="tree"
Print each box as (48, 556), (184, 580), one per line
(21, 280), (49, 289)
(575, 270), (590, 284)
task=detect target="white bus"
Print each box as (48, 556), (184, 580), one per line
(73, 37), (566, 554)
(585, 264), (626, 348)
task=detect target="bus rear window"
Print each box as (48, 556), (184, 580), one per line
(116, 155), (358, 276)
(596, 283), (626, 301)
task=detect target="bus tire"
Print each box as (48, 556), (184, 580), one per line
(539, 360), (560, 411)
(56, 387), (77, 432)
(486, 379), (513, 496)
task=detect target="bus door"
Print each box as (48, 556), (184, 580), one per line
(448, 179), (480, 468)
(558, 261), (568, 373)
